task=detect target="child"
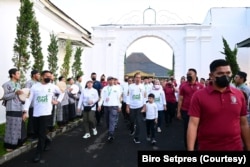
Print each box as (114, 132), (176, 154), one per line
(143, 93), (158, 144)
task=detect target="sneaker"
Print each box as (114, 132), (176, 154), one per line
(92, 128), (98, 135)
(133, 138), (141, 144)
(82, 133), (91, 139)
(157, 127), (161, 133)
(151, 139), (157, 144)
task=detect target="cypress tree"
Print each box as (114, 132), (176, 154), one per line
(47, 33), (59, 80)
(60, 40), (72, 78)
(220, 37), (240, 80)
(13, 0), (34, 85)
(71, 47), (84, 78)
(30, 18), (44, 72)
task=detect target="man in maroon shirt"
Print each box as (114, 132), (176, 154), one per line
(187, 59), (250, 151)
(177, 68), (204, 149)
(164, 79), (178, 125)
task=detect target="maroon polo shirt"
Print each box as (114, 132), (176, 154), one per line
(179, 81), (204, 111)
(188, 84), (247, 151)
(164, 84), (177, 103)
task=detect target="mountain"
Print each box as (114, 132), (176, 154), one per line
(125, 52), (170, 78)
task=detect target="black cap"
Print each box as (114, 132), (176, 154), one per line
(31, 70), (39, 76)
(237, 71), (247, 81)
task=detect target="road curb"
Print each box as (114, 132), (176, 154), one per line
(0, 119), (83, 165)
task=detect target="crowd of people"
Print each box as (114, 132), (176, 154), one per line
(1, 59), (250, 163)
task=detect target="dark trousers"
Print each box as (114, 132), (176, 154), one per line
(146, 119), (156, 139)
(157, 110), (164, 128)
(165, 102), (177, 124)
(63, 105), (69, 124)
(104, 106), (118, 135)
(129, 107), (142, 138)
(27, 107), (35, 138)
(33, 115), (51, 156)
(181, 110), (189, 149)
(68, 103), (76, 121)
(121, 101), (129, 120)
(95, 103), (103, 125)
(47, 105), (55, 131)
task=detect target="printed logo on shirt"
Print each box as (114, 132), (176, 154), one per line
(132, 94), (141, 100)
(48, 89), (51, 93)
(231, 96), (237, 104)
(155, 97), (160, 102)
(37, 95), (48, 103)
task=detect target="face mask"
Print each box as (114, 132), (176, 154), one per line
(187, 75), (192, 82)
(101, 78), (105, 82)
(215, 75), (231, 88)
(124, 79), (128, 82)
(154, 85), (160, 89)
(91, 77), (96, 81)
(44, 78), (51, 83)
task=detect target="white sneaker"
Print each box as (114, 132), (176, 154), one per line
(82, 133), (91, 139)
(92, 128), (98, 135)
(157, 127), (161, 133)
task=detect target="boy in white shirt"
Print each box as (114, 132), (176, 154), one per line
(143, 93), (158, 144)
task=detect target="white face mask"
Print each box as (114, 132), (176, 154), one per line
(154, 85), (160, 89)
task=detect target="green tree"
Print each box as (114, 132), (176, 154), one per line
(60, 40), (72, 78)
(220, 37), (240, 79)
(71, 47), (84, 78)
(13, 0), (34, 85)
(30, 18), (44, 72)
(47, 33), (59, 80)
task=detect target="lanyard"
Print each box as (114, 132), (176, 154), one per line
(107, 86), (112, 96)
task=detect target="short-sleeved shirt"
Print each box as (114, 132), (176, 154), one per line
(179, 81), (204, 111)
(188, 84), (247, 151)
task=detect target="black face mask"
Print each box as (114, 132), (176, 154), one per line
(44, 78), (51, 83)
(186, 75), (192, 82)
(124, 79), (128, 82)
(91, 77), (96, 81)
(101, 78), (105, 82)
(215, 75), (231, 88)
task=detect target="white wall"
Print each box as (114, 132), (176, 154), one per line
(0, 0), (90, 123)
(82, 7), (250, 86)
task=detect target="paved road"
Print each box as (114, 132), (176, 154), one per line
(2, 114), (185, 167)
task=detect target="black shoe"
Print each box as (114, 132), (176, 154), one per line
(133, 138), (141, 144)
(107, 135), (114, 142)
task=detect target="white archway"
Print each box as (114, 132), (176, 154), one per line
(116, 30), (181, 79)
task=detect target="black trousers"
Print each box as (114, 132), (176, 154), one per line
(146, 119), (156, 139)
(33, 115), (50, 155)
(165, 102), (177, 124)
(121, 101), (129, 120)
(181, 110), (189, 149)
(27, 107), (35, 137)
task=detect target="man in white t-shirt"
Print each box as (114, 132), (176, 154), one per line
(24, 70), (61, 163)
(98, 76), (122, 142)
(126, 72), (146, 144)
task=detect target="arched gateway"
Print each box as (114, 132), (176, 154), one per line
(83, 7), (250, 83)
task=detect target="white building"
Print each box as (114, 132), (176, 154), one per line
(82, 7), (250, 85)
(0, 0), (93, 123)
(1, 4), (250, 123)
